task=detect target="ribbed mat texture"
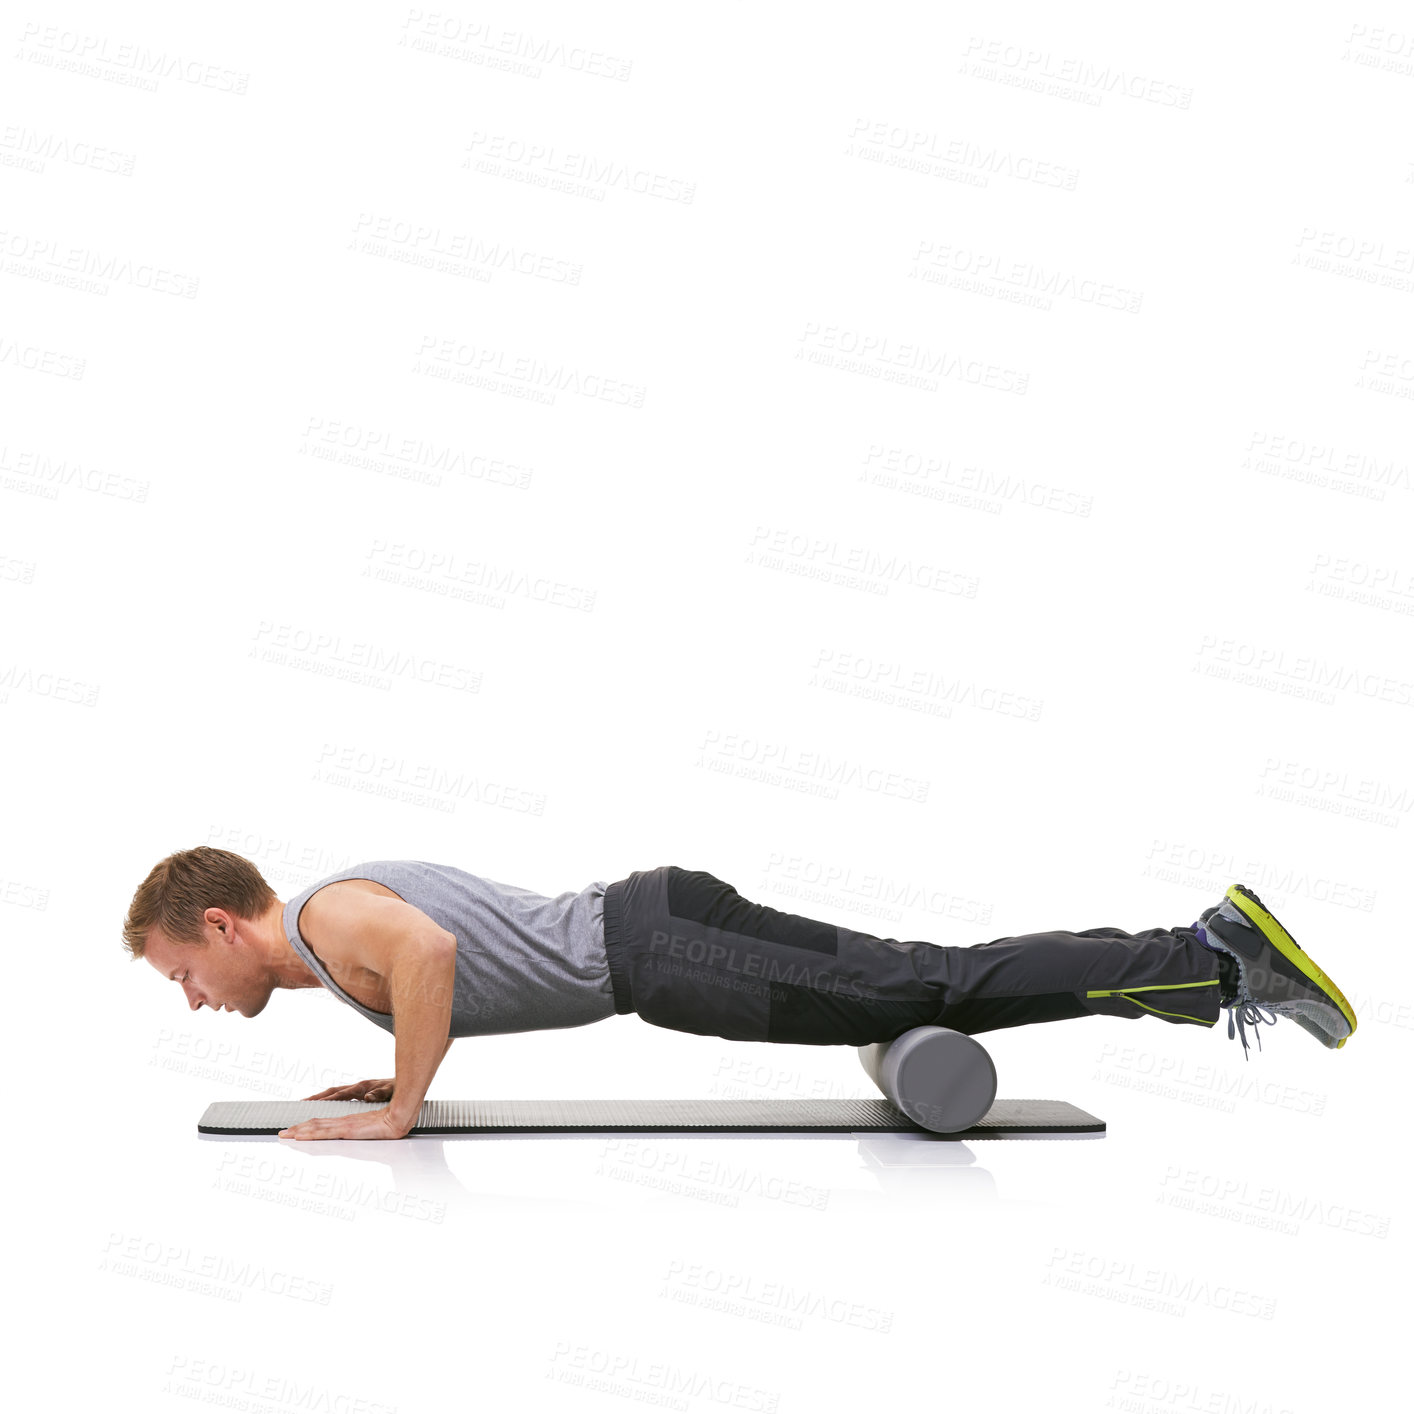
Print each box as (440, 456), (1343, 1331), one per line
(198, 1097), (1103, 1136)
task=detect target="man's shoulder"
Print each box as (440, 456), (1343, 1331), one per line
(297, 875), (453, 974)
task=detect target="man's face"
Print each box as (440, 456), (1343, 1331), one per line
(144, 915), (273, 1018)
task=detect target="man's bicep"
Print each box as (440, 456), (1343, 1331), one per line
(299, 886), (456, 978)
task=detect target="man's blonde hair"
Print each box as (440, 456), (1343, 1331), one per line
(121, 846), (279, 960)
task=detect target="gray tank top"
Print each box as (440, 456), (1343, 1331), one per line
(282, 860), (615, 1038)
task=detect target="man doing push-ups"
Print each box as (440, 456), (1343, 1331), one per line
(124, 848), (1358, 1140)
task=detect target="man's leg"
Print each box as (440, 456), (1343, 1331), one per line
(603, 865), (1222, 1046)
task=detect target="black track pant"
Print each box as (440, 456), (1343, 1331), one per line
(603, 865), (1222, 1047)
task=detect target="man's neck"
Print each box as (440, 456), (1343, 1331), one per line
(255, 901), (326, 990)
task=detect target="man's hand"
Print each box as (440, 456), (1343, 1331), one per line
(285, 1040), (456, 1139)
(278, 1106), (412, 1141)
(301, 1078), (396, 1103)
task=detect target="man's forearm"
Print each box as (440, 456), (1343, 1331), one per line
(386, 934), (457, 1131)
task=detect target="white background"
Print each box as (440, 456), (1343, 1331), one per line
(5, 4), (1411, 1410)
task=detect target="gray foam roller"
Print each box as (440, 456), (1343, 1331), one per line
(858, 1026), (998, 1132)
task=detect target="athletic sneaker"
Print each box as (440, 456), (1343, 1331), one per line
(1191, 884), (1357, 1059)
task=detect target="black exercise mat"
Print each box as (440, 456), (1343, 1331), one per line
(198, 1097), (1104, 1137)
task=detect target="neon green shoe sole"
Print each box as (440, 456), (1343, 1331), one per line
(1224, 884), (1357, 1047)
